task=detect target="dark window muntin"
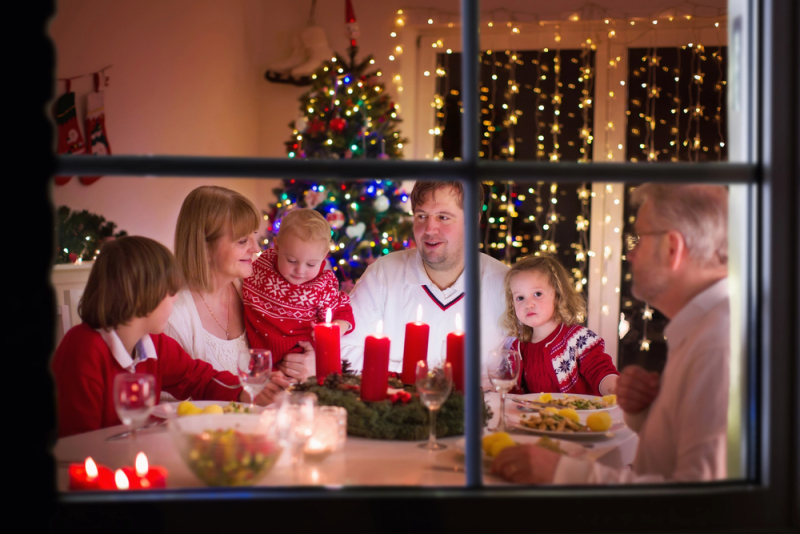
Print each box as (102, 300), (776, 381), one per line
(50, 0), (800, 530)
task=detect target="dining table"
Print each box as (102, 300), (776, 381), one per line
(54, 392), (639, 490)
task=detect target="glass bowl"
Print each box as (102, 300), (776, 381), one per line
(170, 413), (282, 486)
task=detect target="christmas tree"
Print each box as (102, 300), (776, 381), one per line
(56, 206), (128, 264)
(263, 179), (413, 289)
(284, 50), (406, 159)
(269, 1), (412, 287)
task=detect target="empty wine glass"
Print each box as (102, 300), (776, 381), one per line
(416, 360), (453, 450)
(238, 348), (272, 408)
(276, 392), (317, 477)
(487, 348), (522, 432)
(113, 373), (156, 442)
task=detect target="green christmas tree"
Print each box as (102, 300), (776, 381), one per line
(285, 50), (407, 160)
(56, 206), (128, 264)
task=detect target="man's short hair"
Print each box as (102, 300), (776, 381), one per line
(631, 183), (728, 266)
(410, 181), (485, 213)
(174, 186), (261, 292)
(79, 236), (184, 329)
(276, 208), (332, 245)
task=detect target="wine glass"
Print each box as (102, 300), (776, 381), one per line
(113, 373), (156, 442)
(238, 348), (272, 408)
(415, 360), (453, 450)
(487, 348), (522, 432)
(275, 392), (317, 477)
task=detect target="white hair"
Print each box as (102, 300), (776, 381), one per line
(631, 184), (728, 266)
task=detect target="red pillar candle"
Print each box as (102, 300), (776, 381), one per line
(314, 309), (342, 385)
(361, 320), (391, 401)
(121, 452), (167, 490)
(401, 304), (430, 385)
(446, 313), (466, 392)
(68, 457), (114, 490)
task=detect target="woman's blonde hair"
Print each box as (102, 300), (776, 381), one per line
(174, 186), (260, 292)
(500, 254), (586, 342)
(79, 236), (183, 329)
(276, 208), (332, 246)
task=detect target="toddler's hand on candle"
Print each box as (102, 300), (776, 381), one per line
(333, 319), (351, 336)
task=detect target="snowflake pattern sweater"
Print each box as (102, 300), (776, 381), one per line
(510, 324), (619, 396)
(243, 248), (355, 363)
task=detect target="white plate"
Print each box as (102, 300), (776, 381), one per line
(510, 418), (623, 441)
(509, 393), (617, 412)
(152, 401), (264, 419)
(453, 435), (587, 459)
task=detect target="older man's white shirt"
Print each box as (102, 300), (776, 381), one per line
(341, 249), (509, 385)
(554, 278), (730, 484)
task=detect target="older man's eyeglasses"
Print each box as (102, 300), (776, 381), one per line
(625, 231), (669, 251)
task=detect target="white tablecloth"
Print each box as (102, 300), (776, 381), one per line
(54, 393), (638, 489)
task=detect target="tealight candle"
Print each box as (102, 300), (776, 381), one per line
(121, 452), (168, 490)
(401, 304), (430, 385)
(361, 320), (391, 401)
(314, 309), (342, 384)
(68, 457), (114, 490)
(446, 313), (465, 392)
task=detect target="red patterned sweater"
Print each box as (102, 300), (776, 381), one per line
(52, 323), (242, 437)
(510, 324), (619, 396)
(242, 248), (355, 363)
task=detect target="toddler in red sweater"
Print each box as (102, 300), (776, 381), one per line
(243, 208), (354, 366)
(52, 236), (254, 438)
(500, 254), (619, 396)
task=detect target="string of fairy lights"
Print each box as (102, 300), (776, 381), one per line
(386, 3), (726, 351)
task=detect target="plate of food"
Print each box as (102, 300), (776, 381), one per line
(453, 432), (587, 461)
(153, 400), (264, 419)
(510, 392), (618, 412)
(511, 409), (623, 441)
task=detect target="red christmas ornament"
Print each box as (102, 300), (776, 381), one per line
(308, 119), (327, 135)
(330, 117), (348, 134)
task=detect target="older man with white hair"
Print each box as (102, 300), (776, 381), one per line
(492, 183), (730, 484)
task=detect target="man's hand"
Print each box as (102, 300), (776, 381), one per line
(616, 364), (661, 415)
(277, 342), (316, 383)
(491, 445), (561, 484)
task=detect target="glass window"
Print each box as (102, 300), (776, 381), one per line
(41, 0), (800, 531)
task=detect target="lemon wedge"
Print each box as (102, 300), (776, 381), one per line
(557, 408), (580, 423)
(538, 392), (553, 402)
(602, 394), (617, 406)
(202, 404), (224, 414)
(586, 412), (613, 432)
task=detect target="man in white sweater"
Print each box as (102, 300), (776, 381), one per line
(340, 181), (508, 383)
(493, 183), (730, 484)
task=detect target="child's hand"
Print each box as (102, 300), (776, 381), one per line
(277, 342), (315, 383)
(333, 319), (351, 336)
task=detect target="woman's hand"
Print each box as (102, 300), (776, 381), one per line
(616, 365), (661, 415)
(238, 381), (283, 406)
(491, 445), (561, 484)
(278, 341), (316, 383)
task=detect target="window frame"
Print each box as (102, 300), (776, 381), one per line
(45, 0), (799, 531)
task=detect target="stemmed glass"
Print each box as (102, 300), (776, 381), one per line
(113, 373), (156, 443)
(415, 360), (453, 450)
(487, 348), (522, 432)
(275, 392), (317, 477)
(238, 348), (272, 409)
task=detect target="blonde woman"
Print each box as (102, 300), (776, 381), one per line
(500, 254), (618, 396)
(166, 186), (314, 403)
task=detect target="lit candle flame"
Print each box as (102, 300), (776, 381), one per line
(416, 304), (423, 322)
(135, 452), (149, 477)
(456, 313), (463, 332)
(326, 308), (332, 324)
(376, 320), (384, 335)
(115, 469), (130, 490)
(85, 457), (98, 479)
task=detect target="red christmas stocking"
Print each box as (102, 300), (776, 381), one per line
(53, 83), (86, 185)
(81, 75), (111, 185)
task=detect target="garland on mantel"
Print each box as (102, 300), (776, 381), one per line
(293, 361), (492, 441)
